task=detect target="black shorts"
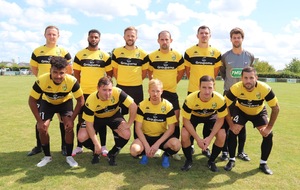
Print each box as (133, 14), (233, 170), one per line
(116, 84), (143, 115)
(231, 106), (269, 128)
(187, 113), (225, 130)
(162, 91), (180, 110)
(39, 99), (73, 121)
(144, 134), (176, 150)
(94, 111), (125, 131)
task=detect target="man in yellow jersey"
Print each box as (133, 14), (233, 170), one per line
(28, 25), (73, 156)
(146, 30), (185, 161)
(180, 75), (227, 172)
(28, 56), (84, 167)
(72, 29), (113, 158)
(78, 76), (137, 166)
(224, 67), (279, 175)
(111, 26), (148, 139)
(184, 25), (222, 157)
(130, 79), (181, 168)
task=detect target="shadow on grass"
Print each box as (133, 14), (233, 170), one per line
(0, 151), (260, 189)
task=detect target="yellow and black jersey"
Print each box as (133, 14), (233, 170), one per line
(30, 73), (83, 105)
(73, 48), (112, 94)
(111, 46), (148, 86)
(30, 45), (71, 77)
(181, 91), (227, 119)
(184, 44), (222, 92)
(225, 81), (278, 115)
(136, 98), (177, 137)
(83, 87), (134, 122)
(147, 49), (185, 93)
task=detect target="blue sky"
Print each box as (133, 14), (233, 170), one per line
(1, 0), (299, 70)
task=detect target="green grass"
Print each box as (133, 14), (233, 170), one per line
(0, 76), (299, 190)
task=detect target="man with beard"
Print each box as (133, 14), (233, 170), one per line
(28, 56), (84, 167)
(146, 30), (185, 161)
(224, 67), (279, 175)
(28, 25), (73, 157)
(111, 26), (148, 139)
(219, 27), (255, 162)
(78, 76), (137, 166)
(72, 29), (112, 161)
(184, 25), (222, 158)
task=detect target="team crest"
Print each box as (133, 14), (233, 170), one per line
(99, 53), (103, 59)
(256, 93), (261, 99)
(172, 54), (176, 61)
(210, 50), (214, 56)
(111, 96), (115, 103)
(62, 84), (67, 91)
(136, 52), (140, 58)
(212, 102), (217, 109)
(56, 48), (62, 56)
(161, 105), (166, 113)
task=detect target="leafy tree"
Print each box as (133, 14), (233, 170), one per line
(253, 60), (276, 73)
(284, 58), (300, 73)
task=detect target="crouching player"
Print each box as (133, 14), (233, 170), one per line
(130, 79), (181, 168)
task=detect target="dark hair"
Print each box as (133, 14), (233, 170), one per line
(158, 30), (171, 39)
(242, 66), (257, 76)
(197, 25), (211, 34)
(88, 29), (101, 36)
(230, 27), (244, 39)
(44, 25), (59, 35)
(97, 76), (113, 87)
(50, 56), (68, 70)
(199, 75), (215, 85)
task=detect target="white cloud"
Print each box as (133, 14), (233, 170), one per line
(0, 0), (23, 17)
(208, 0), (257, 17)
(55, 0), (151, 19)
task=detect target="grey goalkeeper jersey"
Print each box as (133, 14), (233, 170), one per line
(220, 50), (254, 91)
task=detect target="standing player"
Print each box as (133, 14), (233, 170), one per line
(111, 26), (148, 139)
(219, 27), (255, 161)
(223, 67), (279, 175)
(78, 76), (137, 165)
(146, 30), (185, 160)
(180, 75), (227, 172)
(72, 29), (112, 157)
(184, 25), (222, 157)
(130, 79), (181, 168)
(28, 25), (73, 156)
(28, 56), (84, 167)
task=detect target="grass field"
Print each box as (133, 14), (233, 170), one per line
(0, 75), (299, 190)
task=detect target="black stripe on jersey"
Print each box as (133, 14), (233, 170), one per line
(265, 90), (275, 102)
(237, 99), (264, 108)
(119, 90), (128, 104)
(83, 105), (94, 116)
(72, 82), (80, 92)
(43, 92), (70, 100)
(32, 55), (51, 65)
(143, 113), (167, 123)
(187, 56), (221, 65)
(74, 57), (111, 68)
(150, 61), (179, 70)
(137, 107), (143, 116)
(95, 104), (119, 114)
(32, 82), (43, 94)
(182, 103), (192, 114)
(225, 90), (236, 102)
(218, 103), (227, 113)
(166, 108), (175, 118)
(113, 57), (145, 67)
(192, 109), (216, 115)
